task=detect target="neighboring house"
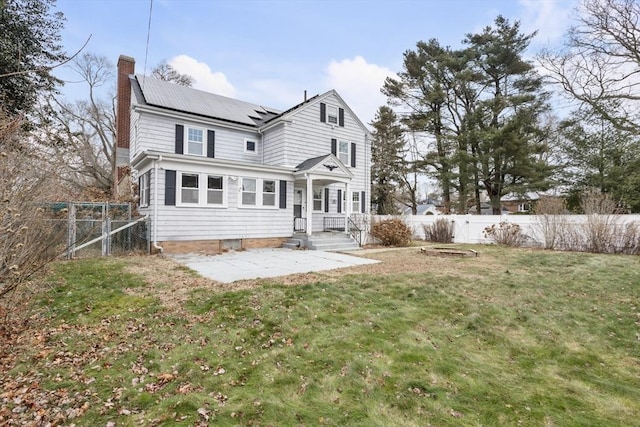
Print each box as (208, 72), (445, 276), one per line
(468, 203), (511, 215)
(500, 192), (541, 214)
(115, 55), (371, 253)
(401, 203), (441, 216)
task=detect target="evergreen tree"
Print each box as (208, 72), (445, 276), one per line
(383, 39), (455, 213)
(370, 106), (404, 215)
(465, 16), (552, 214)
(558, 109), (640, 212)
(0, 0), (66, 116)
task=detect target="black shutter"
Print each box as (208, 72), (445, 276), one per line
(361, 191), (366, 213)
(138, 176), (142, 204)
(351, 143), (356, 167)
(331, 138), (337, 156)
(207, 130), (215, 158)
(337, 189), (342, 213)
(324, 188), (329, 213)
(165, 170), (176, 206)
(175, 125), (184, 154)
(320, 102), (326, 122)
(279, 180), (287, 209)
(338, 108), (344, 127)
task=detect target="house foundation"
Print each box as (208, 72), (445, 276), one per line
(158, 237), (288, 255)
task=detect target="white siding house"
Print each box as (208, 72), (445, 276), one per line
(116, 55), (371, 253)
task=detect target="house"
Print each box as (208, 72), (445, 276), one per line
(500, 192), (540, 214)
(401, 203), (441, 216)
(115, 55), (371, 253)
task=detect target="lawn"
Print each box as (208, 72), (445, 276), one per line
(1, 245), (639, 426)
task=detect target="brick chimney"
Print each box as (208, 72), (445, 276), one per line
(115, 55), (135, 190)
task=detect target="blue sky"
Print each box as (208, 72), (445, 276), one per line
(54, 0), (579, 125)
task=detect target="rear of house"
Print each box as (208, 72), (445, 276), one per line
(115, 55), (371, 253)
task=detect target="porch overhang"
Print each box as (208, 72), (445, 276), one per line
(293, 154), (354, 236)
(292, 153), (353, 184)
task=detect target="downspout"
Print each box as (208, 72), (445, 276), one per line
(152, 157), (164, 253)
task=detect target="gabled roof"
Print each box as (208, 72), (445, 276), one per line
(263, 89), (370, 134)
(295, 154), (331, 172)
(294, 153), (353, 180)
(133, 75), (281, 127)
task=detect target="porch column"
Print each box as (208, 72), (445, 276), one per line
(306, 174), (313, 236)
(344, 182), (350, 235)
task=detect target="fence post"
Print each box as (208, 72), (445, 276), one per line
(67, 203), (76, 259)
(102, 217), (111, 256)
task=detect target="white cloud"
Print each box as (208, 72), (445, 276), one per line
(168, 55), (236, 98)
(324, 56), (396, 126)
(518, 0), (578, 45)
(245, 79), (306, 110)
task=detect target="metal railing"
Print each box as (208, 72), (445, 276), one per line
(294, 217), (307, 232)
(323, 216), (345, 231)
(347, 216), (363, 246)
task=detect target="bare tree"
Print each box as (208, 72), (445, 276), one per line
(37, 53), (116, 197)
(540, 0), (640, 133)
(1, 108), (66, 312)
(152, 60), (195, 87)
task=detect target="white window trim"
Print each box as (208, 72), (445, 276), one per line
(244, 138), (257, 154)
(352, 191), (360, 213)
(176, 171), (227, 208)
(313, 186), (324, 212)
(239, 177), (279, 209)
(262, 179), (277, 207)
(338, 140), (350, 166)
(185, 126), (205, 157)
(139, 171), (149, 208)
(326, 105), (338, 125)
(206, 175), (227, 207)
(240, 177), (257, 207)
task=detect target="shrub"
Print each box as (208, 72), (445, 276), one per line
(371, 218), (412, 247)
(483, 221), (525, 247)
(532, 196), (568, 249)
(423, 218), (453, 243)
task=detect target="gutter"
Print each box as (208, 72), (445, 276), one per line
(152, 157), (164, 253)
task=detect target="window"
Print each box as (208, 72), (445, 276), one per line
(313, 187), (323, 211)
(242, 178), (257, 206)
(338, 141), (349, 165)
(518, 203), (531, 212)
(187, 127), (204, 156)
(175, 172), (226, 207)
(207, 175), (224, 205)
(139, 171), (150, 208)
(245, 139), (256, 153)
(352, 191), (360, 213)
(181, 173), (199, 204)
(263, 180), (276, 206)
(327, 105), (338, 124)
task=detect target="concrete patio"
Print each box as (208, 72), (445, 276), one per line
(169, 248), (379, 283)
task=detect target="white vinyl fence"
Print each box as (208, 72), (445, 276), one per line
(372, 214), (640, 249)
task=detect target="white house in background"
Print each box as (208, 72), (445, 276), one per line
(115, 55), (371, 253)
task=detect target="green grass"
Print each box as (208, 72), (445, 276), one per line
(5, 247), (640, 426)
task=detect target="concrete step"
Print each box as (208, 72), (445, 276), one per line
(287, 233), (360, 251)
(308, 242), (360, 251)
